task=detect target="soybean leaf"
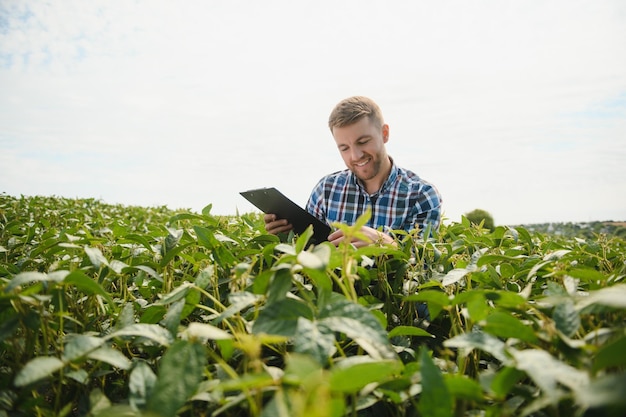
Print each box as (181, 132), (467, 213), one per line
(567, 268), (608, 283)
(146, 340), (206, 417)
(125, 265), (162, 283)
(84, 246), (109, 268)
(253, 298), (314, 337)
(483, 312), (538, 343)
(445, 374), (484, 401)
(120, 233), (154, 252)
(576, 284), (626, 311)
(510, 349), (589, 397)
(419, 348), (453, 417)
(490, 367), (525, 399)
(444, 331), (510, 364)
(64, 270), (114, 305)
(106, 323), (174, 347)
(405, 290), (450, 320)
(553, 299), (580, 337)
(293, 317), (336, 365)
(160, 298), (185, 336)
(577, 371), (626, 411)
(329, 358), (403, 393)
(266, 268), (293, 304)
(62, 334), (105, 362)
(14, 357), (65, 387)
(181, 322), (232, 342)
(215, 291), (263, 324)
(319, 296), (396, 360)
(129, 361), (157, 410)
(88, 346), (132, 370)
(388, 326), (434, 339)
(442, 267), (472, 287)
(5, 270), (69, 292)
(593, 335), (626, 372)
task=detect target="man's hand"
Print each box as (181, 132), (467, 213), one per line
(263, 213), (293, 235)
(328, 225), (396, 248)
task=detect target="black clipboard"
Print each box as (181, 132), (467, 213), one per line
(240, 187), (331, 244)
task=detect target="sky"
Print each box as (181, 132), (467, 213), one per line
(1, 0), (625, 226)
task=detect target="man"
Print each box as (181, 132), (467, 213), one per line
(265, 96), (442, 247)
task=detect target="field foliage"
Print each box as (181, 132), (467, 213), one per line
(1, 194), (625, 417)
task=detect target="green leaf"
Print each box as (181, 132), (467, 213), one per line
(295, 224), (314, 252)
(129, 361), (157, 410)
(88, 346), (132, 370)
(483, 290), (527, 308)
(329, 358), (402, 393)
(156, 282), (193, 305)
(567, 268), (608, 283)
(576, 284), (626, 311)
(293, 317), (336, 365)
(593, 335), (626, 372)
(483, 312), (538, 343)
(160, 298), (185, 336)
(511, 349), (589, 397)
(64, 270), (114, 305)
(194, 225), (218, 249)
(252, 298), (314, 337)
(147, 340), (206, 417)
(106, 323), (174, 347)
(5, 270), (69, 292)
(490, 366), (524, 399)
(444, 331), (510, 364)
(217, 372), (275, 392)
(319, 296), (396, 360)
(62, 334), (105, 362)
(405, 290), (450, 319)
(553, 298), (580, 337)
(181, 322), (233, 342)
(215, 291), (263, 324)
(388, 326), (434, 339)
(85, 245), (109, 268)
(297, 244), (330, 270)
(442, 267), (472, 286)
(14, 356), (65, 387)
(126, 265), (162, 283)
(120, 233), (154, 252)
(577, 371), (626, 411)
(445, 374), (484, 401)
(419, 348), (453, 417)
(267, 268), (293, 304)
(464, 292), (489, 322)
(477, 254), (526, 267)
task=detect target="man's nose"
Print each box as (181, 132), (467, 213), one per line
(351, 147), (363, 160)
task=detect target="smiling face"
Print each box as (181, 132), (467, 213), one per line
(332, 116), (392, 194)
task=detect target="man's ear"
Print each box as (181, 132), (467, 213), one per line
(382, 124), (390, 143)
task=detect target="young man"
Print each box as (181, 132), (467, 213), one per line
(265, 96), (442, 247)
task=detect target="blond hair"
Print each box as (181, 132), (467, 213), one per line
(328, 96), (384, 131)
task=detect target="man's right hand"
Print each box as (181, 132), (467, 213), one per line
(263, 213), (293, 235)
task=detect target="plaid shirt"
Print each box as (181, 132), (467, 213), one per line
(306, 160), (442, 235)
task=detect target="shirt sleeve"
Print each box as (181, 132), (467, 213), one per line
(306, 179), (328, 224)
(409, 182), (442, 235)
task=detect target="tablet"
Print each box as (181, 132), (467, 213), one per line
(240, 187), (331, 244)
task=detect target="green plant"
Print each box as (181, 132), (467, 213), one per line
(1, 193), (625, 417)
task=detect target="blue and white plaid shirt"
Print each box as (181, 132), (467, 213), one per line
(306, 159), (442, 235)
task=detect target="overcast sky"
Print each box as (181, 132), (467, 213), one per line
(1, 0), (625, 225)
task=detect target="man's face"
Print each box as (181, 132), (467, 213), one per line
(332, 117), (390, 185)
